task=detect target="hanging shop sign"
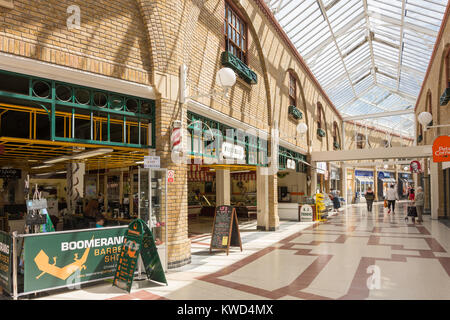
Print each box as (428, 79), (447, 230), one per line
(410, 161), (421, 173)
(221, 142), (245, 160)
(113, 219), (166, 292)
(286, 158), (296, 170)
(0, 169), (21, 179)
(210, 206), (242, 255)
(432, 136), (450, 163)
(0, 232), (12, 294)
(316, 162), (327, 174)
(144, 156), (160, 169)
(300, 205), (313, 222)
(24, 227), (128, 293)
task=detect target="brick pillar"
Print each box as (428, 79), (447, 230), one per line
(156, 99), (190, 269)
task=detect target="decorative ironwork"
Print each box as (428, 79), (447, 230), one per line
(317, 128), (326, 137)
(221, 51), (257, 85)
(288, 105), (302, 120)
(0, 69), (155, 149)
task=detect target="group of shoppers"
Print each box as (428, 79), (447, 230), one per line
(363, 184), (424, 223)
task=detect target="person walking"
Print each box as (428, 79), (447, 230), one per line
(408, 188), (415, 201)
(386, 184), (398, 214)
(414, 186), (424, 223)
(364, 187), (375, 213)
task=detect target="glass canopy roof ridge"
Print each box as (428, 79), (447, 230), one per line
(264, 0), (448, 138)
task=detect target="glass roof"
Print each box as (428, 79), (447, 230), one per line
(264, 0), (448, 137)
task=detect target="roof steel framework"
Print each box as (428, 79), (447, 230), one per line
(264, 0), (448, 137)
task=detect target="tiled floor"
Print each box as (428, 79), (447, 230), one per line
(32, 201), (450, 300)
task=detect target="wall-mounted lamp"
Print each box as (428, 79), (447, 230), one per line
(180, 64), (237, 104)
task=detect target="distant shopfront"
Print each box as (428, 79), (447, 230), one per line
(354, 170), (374, 201)
(377, 171), (396, 199)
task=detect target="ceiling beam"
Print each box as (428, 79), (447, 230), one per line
(396, 0), (406, 91)
(342, 109), (414, 121)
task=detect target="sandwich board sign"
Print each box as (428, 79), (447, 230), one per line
(300, 205), (313, 222)
(113, 219), (167, 292)
(210, 206), (242, 255)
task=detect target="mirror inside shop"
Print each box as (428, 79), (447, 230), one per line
(0, 166), (167, 246)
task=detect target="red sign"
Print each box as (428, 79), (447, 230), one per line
(432, 136), (450, 163)
(168, 170), (174, 183)
(410, 160), (421, 173)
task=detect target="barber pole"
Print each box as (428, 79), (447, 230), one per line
(171, 120), (182, 152)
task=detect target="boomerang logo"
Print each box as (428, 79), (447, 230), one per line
(34, 236), (92, 281)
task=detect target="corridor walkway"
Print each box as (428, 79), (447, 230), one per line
(36, 202), (450, 300)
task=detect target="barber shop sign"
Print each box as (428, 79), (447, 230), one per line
(432, 136), (450, 163)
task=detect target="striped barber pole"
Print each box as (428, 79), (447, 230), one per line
(171, 126), (182, 151)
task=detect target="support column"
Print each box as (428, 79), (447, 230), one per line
(256, 167), (269, 231)
(311, 161), (318, 196)
(374, 166), (378, 201)
(424, 159), (430, 212)
(340, 166), (346, 201)
(216, 169), (230, 206)
(430, 160), (440, 220)
(268, 173), (279, 231)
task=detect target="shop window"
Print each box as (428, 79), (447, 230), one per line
(426, 91), (433, 124)
(333, 121), (340, 148)
(356, 134), (365, 149)
(289, 73), (296, 107)
(317, 103), (323, 129)
(446, 48), (450, 88)
(224, 1), (247, 63)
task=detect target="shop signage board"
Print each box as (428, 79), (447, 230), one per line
(24, 227), (128, 293)
(432, 136), (450, 163)
(210, 206), (242, 255)
(144, 156), (160, 169)
(113, 219), (166, 293)
(221, 142), (245, 160)
(300, 205), (313, 222)
(0, 231), (12, 294)
(0, 168), (21, 179)
(26, 199), (48, 211)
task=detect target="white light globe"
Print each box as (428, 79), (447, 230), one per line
(296, 122), (308, 134)
(216, 67), (236, 88)
(418, 112), (432, 126)
(384, 164), (388, 169)
(404, 166), (409, 171)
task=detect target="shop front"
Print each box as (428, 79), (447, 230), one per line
(0, 69), (169, 298)
(398, 172), (414, 199)
(186, 111), (268, 237)
(354, 170), (374, 203)
(277, 146), (310, 221)
(377, 171), (397, 200)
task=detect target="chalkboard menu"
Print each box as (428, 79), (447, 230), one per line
(210, 206), (242, 255)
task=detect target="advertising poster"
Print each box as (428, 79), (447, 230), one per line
(0, 231), (12, 293)
(24, 227), (127, 293)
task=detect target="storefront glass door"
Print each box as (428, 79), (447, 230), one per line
(138, 167), (168, 271)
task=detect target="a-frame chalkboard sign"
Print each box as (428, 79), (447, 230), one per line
(209, 205), (242, 255)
